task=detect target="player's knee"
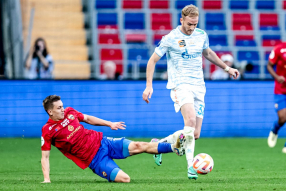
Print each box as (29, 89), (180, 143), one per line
(133, 142), (147, 152)
(184, 116), (196, 127)
(278, 117), (286, 125)
(121, 174), (130, 183)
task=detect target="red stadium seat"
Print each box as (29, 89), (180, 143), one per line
(262, 40), (282, 47)
(100, 49), (123, 74)
(98, 34), (121, 44)
(284, 1), (286, 9)
(259, 13), (278, 26)
(232, 13), (253, 31)
(151, 13), (172, 30)
(149, 0), (169, 9)
(235, 35), (254, 40)
(98, 25), (118, 30)
(122, 0), (143, 9)
(125, 34), (147, 43)
(203, 0), (222, 10)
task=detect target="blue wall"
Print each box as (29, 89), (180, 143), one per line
(0, 80), (283, 138)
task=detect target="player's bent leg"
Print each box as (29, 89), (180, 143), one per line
(268, 108), (286, 148)
(114, 170), (130, 183)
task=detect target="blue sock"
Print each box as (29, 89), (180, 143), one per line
(284, 142), (286, 147)
(157, 142), (173, 153)
(272, 121), (284, 134)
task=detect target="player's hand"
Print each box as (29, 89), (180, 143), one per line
(142, 86), (153, 104)
(276, 76), (285, 84)
(110, 122), (126, 130)
(228, 68), (240, 79)
(41, 180), (51, 183)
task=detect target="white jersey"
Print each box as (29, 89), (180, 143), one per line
(155, 26), (209, 89)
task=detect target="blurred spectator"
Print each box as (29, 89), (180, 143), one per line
(25, 37), (53, 79)
(99, 61), (123, 80)
(211, 54), (235, 80)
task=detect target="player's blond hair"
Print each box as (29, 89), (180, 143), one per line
(181, 4), (199, 18)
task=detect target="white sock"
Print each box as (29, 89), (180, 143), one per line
(184, 126), (195, 169)
(159, 130), (184, 144)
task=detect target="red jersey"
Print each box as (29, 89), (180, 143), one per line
(269, 42), (286, 94)
(41, 107), (103, 169)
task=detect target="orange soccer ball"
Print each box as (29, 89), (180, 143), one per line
(193, 153), (214, 174)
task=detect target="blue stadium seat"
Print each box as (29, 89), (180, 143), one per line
(235, 40), (256, 47)
(124, 13), (145, 29)
(255, 0), (275, 10)
(97, 13), (117, 26)
(128, 48), (149, 60)
(237, 51), (260, 61)
(209, 35), (228, 46)
(229, 0), (249, 9)
(205, 13), (226, 30)
(176, 0), (196, 9)
(262, 35), (281, 40)
(95, 0), (116, 9)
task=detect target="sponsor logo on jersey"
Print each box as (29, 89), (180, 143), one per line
(67, 126), (81, 139)
(68, 125), (74, 131)
(182, 49), (202, 59)
(102, 171), (107, 177)
(178, 40), (186, 47)
(49, 124), (57, 131)
(61, 118), (70, 127)
(281, 49), (286, 53)
(68, 114), (75, 120)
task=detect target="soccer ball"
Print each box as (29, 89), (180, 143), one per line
(193, 153), (214, 174)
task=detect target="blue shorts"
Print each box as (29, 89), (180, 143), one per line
(274, 94), (286, 112)
(88, 137), (132, 182)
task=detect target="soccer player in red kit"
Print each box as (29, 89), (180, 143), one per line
(41, 95), (185, 183)
(267, 42), (286, 153)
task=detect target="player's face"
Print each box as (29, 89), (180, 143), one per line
(49, 100), (65, 120)
(180, 16), (198, 35)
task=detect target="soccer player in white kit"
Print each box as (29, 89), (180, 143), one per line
(142, 5), (240, 180)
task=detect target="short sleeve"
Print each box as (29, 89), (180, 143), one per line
(74, 109), (84, 122)
(41, 131), (51, 151)
(203, 33), (209, 50)
(155, 36), (171, 57)
(269, 46), (280, 64)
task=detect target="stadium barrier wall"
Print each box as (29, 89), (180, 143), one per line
(0, 80), (284, 138)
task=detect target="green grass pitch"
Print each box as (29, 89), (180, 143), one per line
(0, 138), (286, 191)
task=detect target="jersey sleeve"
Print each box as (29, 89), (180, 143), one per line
(203, 33), (209, 50)
(269, 46), (280, 64)
(155, 35), (171, 57)
(41, 129), (52, 151)
(73, 108), (85, 121)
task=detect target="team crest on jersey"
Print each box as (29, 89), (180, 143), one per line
(68, 114), (75, 120)
(102, 171), (107, 177)
(178, 40), (186, 47)
(68, 125), (74, 131)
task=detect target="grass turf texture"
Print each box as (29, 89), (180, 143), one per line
(0, 138), (286, 191)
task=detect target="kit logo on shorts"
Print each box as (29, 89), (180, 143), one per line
(275, 103), (278, 109)
(102, 171), (107, 177)
(68, 114), (75, 120)
(178, 40), (186, 47)
(68, 125), (74, 131)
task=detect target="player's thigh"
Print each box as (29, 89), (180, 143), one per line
(114, 170), (130, 183)
(181, 103), (196, 123)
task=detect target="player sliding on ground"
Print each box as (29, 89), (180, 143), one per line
(142, 4), (240, 180)
(41, 95), (186, 183)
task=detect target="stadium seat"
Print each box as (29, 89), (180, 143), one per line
(209, 35), (228, 46)
(149, 0), (169, 9)
(262, 35), (281, 47)
(100, 49), (123, 74)
(205, 13), (226, 30)
(203, 0), (222, 10)
(259, 13), (279, 31)
(176, 0), (196, 9)
(284, 1), (286, 9)
(232, 13), (253, 30)
(237, 51), (259, 61)
(98, 34), (120, 44)
(235, 35), (256, 47)
(95, 0), (116, 9)
(151, 13), (172, 30)
(125, 34), (147, 44)
(229, 0), (249, 9)
(124, 13), (145, 29)
(255, 0), (275, 10)
(97, 13), (117, 29)
(122, 0), (143, 9)
(127, 48), (150, 73)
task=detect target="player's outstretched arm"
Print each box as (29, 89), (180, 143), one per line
(267, 61), (285, 83)
(203, 47), (240, 79)
(83, 114), (126, 130)
(41, 151), (51, 183)
(143, 52), (161, 104)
